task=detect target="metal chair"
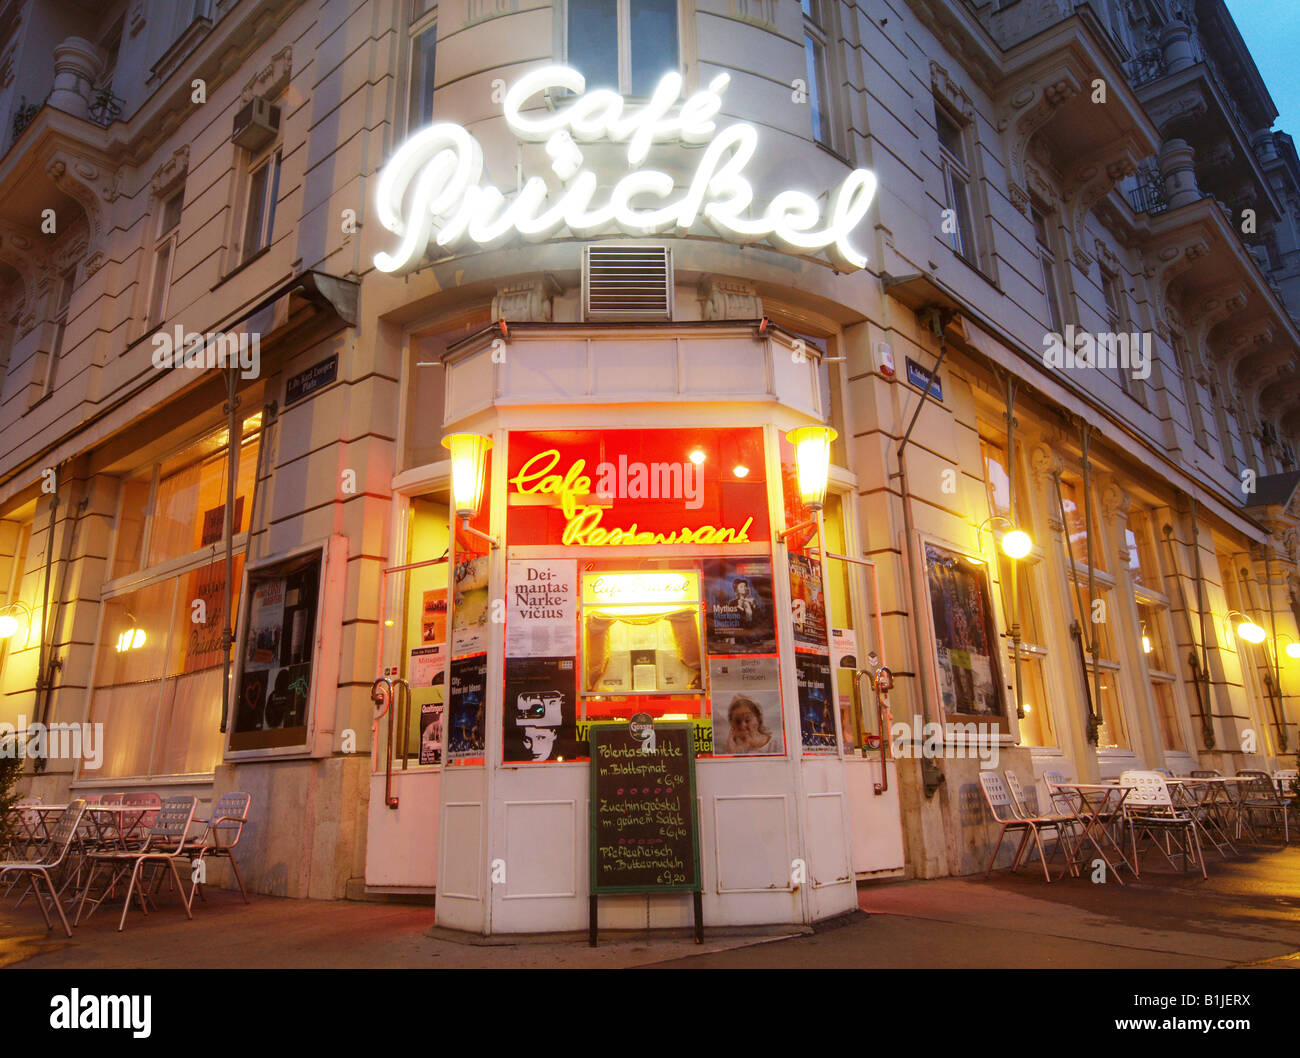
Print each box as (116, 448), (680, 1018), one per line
(1119, 770), (1206, 878)
(182, 792), (252, 904)
(1004, 771), (1079, 872)
(978, 772), (1070, 882)
(76, 795), (197, 932)
(1237, 770), (1291, 844)
(119, 791), (162, 849)
(0, 800), (86, 937)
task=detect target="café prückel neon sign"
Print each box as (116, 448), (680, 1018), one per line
(374, 66), (878, 273)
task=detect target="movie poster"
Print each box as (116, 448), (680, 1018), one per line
(502, 656), (578, 762)
(709, 656), (784, 756)
(788, 554), (828, 649)
(796, 651), (837, 753)
(451, 556), (490, 656)
(506, 560), (576, 657)
(446, 654), (488, 760)
(421, 588), (447, 646)
(409, 644), (445, 687)
(419, 700), (443, 766)
(704, 558), (777, 655)
(924, 542), (1005, 722)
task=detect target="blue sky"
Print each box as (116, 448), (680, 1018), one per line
(1224, 0), (1300, 137)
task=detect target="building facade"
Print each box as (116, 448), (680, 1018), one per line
(0, 0), (1297, 932)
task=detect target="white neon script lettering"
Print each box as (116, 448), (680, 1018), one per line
(374, 67), (878, 273)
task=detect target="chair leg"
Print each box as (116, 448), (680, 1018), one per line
(118, 860), (143, 933)
(1032, 828), (1051, 883)
(986, 825), (1009, 877)
(41, 868), (72, 938)
(29, 873), (52, 931)
(227, 851), (249, 904)
(168, 858), (193, 919)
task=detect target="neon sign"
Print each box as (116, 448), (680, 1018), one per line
(374, 66), (878, 274)
(509, 449), (754, 547)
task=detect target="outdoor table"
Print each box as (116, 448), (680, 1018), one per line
(1170, 778), (1243, 856)
(1048, 781), (1135, 884)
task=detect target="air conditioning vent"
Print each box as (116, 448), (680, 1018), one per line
(232, 96), (281, 151)
(583, 246), (673, 321)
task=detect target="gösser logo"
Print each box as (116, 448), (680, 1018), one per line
(373, 66), (879, 274)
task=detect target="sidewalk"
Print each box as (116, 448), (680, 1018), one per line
(3, 846), (1298, 969)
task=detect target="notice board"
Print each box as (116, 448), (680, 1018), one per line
(588, 721), (701, 895)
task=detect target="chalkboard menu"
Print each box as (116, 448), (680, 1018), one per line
(589, 722), (701, 895)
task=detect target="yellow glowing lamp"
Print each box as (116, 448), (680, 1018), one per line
(1000, 529), (1033, 560)
(1236, 619), (1266, 644)
(442, 432), (493, 520)
(0, 614), (18, 639)
(1287, 641), (1300, 660)
(1142, 635), (1152, 655)
(115, 627), (146, 653)
(787, 425), (837, 511)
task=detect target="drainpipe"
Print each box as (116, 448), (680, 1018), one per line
(1002, 371), (1024, 721)
(1080, 424), (1104, 746)
(893, 306), (952, 797)
(31, 489), (57, 772)
(221, 367), (241, 735)
(1264, 549), (1287, 751)
(1189, 499), (1216, 748)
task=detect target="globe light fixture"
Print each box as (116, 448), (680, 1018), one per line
(1000, 528), (1033, 560)
(787, 425), (837, 511)
(442, 432), (493, 520)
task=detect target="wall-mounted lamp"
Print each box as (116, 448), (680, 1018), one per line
(1275, 634), (1300, 660)
(777, 425), (837, 544)
(0, 601), (33, 640)
(975, 515), (1033, 560)
(1228, 610), (1267, 644)
(114, 611), (147, 653)
(1140, 622), (1153, 655)
(441, 432), (498, 550)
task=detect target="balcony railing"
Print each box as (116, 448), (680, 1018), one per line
(10, 96), (41, 146)
(87, 86), (124, 128)
(1126, 48), (1167, 88)
(1127, 165), (1169, 215)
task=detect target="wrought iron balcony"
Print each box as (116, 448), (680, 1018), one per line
(87, 86), (124, 128)
(1126, 48), (1167, 89)
(1126, 165), (1169, 215)
(11, 96), (41, 146)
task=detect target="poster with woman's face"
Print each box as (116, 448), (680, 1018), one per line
(709, 656), (784, 756)
(503, 656), (579, 762)
(924, 543), (1005, 723)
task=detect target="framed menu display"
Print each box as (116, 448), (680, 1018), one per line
(921, 540), (1009, 730)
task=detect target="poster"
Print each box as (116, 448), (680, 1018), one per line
(419, 700), (443, 765)
(182, 556), (243, 673)
(788, 554), (828, 649)
(421, 588), (447, 645)
(502, 655), (579, 762)
(506, 559), (576, 657)
(409, 644), (446, 687)
(709, 655), (784, 756)
(830, 626), (857, 671)
(451, 556), (490, 656)
(924, 542), (1005, 722)
(796, 651), (837, 753)
(446, 654), (488, 760)
(704, 558), (777, 655)
(246, 578), (285, 668)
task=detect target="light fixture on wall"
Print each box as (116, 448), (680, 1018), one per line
(777, 425), (837, 543)
(115, 611), (147, 653)
(0, 601), (32, 640)
(1228, 611), (1267, 644)
(1276, 634), (1300, 660)
(975, 515), (1033, 560)
(1140, 622), (1153, 655)
(441, 432), (498, 550)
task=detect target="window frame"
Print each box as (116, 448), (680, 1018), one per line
(1032, 203), (1065, 334)
(562, 0), (683, 99)
(406, 3), (438, 132)
(936, 104), (980, 266)
(802, 0), (837, 149)
(239, 146), (282, 265)
(147, 188), (185, 327)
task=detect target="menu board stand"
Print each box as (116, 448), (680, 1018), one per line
(588, 721), (702, 947)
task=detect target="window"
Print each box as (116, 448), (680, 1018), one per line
(147, 190), (184, 325)
(1059, 478), (1104, 571)
(1032, 204), (1064, 333)
(408, 4), (437, 129)
(803, 0), (834, 146)
(1171, 331), (1210, 452)
(1101, 268), (1142, 401)
(241, 150), (281, 263)
(88, 417), (263, 781)
(937, 107), (978, 263)
(566, 0), (679, 97)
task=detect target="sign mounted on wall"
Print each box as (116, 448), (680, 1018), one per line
(374, 66), (879, 274)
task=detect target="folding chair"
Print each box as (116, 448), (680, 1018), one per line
(1190, 769), (1221, 778)
(76, 795), (196, 932)
(1237, 770), (1291, 844)
(0, 800), (86, 937)
(1004, 771), (1079, 872)
(119, 792), (161, 849)
(1120, 770), (1206, 878)
(182, 792), (252, 904)
(978, 772), (1070, 882)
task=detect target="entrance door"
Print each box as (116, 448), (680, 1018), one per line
(364, 495), (451, 892)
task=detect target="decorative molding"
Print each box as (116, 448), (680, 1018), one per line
(466, 0), (519, 26)
(150, 144), (190, 195)
(931, 61), (974, 120)
(128, 1), (146, 37)
(699, 275), (763, 321)
(730, 0), (777, 29)
(490, 277), (556, 322)
(46, 152), (105, 253)
(240, 44), (292, 104)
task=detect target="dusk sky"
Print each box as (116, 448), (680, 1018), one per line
(1224, 0), (1300, 137)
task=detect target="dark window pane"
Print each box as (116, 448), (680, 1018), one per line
(242, 162), (269, 261)
(569, 0), (619, 91)
(936, 109), (964, 164)
(630, 0), (679, 96)
(409, 25), (437, 127)
(805, 35), (830, 144)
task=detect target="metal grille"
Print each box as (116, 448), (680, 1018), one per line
(583, 246), (673, 320)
